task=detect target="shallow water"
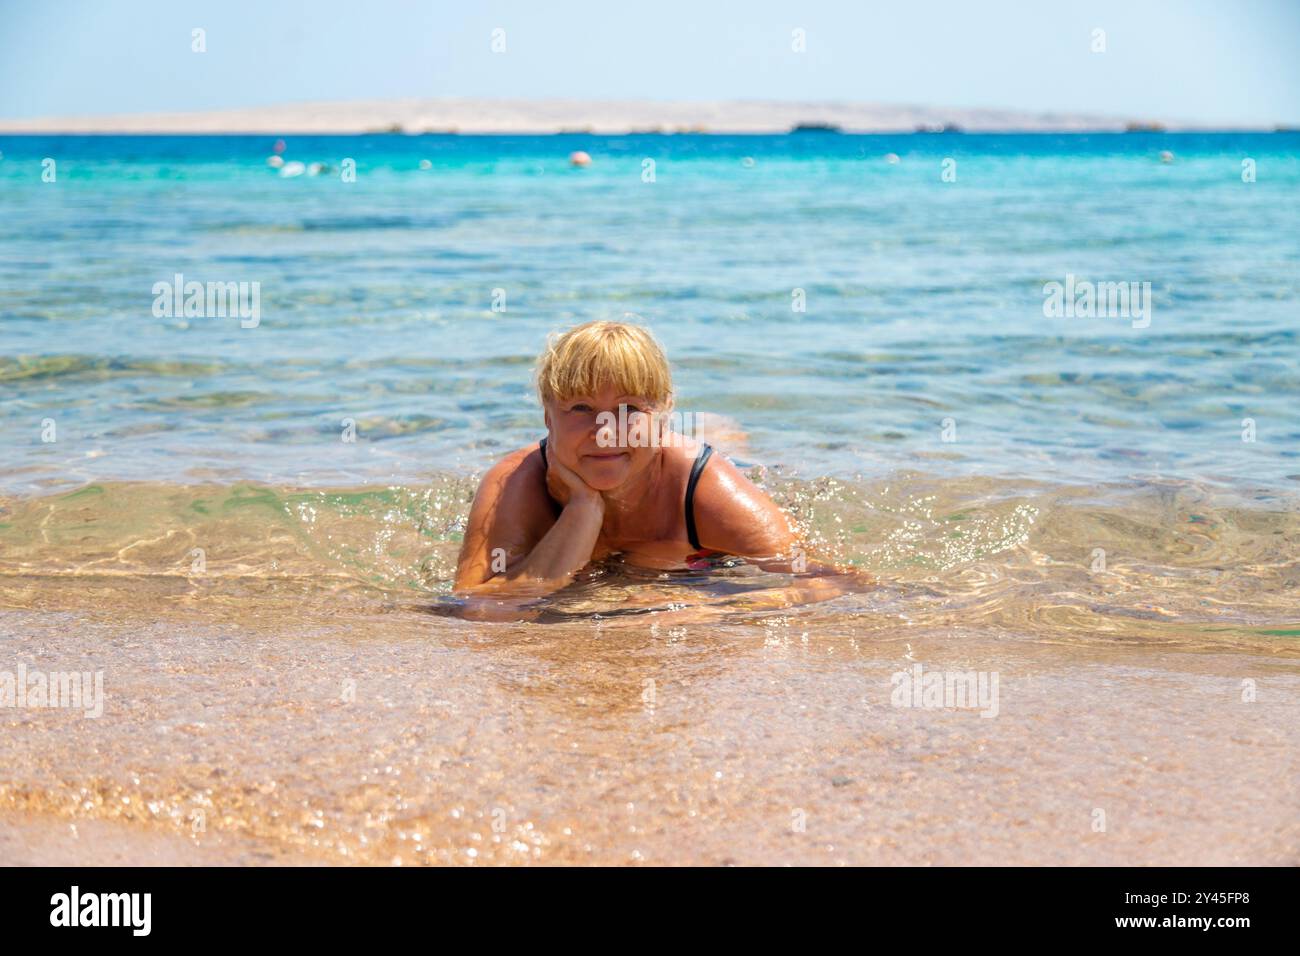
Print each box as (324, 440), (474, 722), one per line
(1, 473), (1297, 648)
(2, 133), (1298, 863)
(2, 473), (1297, 863)
(3, 589), (1298, 865)
(3, 133), (1299, 490)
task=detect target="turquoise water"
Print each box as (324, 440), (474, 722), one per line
(2, 132), (1298, 493)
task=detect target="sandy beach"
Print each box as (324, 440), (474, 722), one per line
(3, 589), (1297, 866)
(3, 474), (1298, 866)
(3, 103), (1298, 869)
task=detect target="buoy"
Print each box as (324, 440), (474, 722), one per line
(266, 155), (285, 168)
(418, 159), (432, 170)
(1159, 150), (1174, 163)
(273, 139), (287, 154)
(885, 153), (900, 165)
(742, 156), (756, 168)
(279, 161), (306, 178)
(307, 162), (327, 176)
(569, 150), (592, 167)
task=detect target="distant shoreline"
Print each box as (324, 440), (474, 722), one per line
(2, 96), (1274, 135)
(0, 129), (1287, 137)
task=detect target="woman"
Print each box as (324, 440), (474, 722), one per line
(454, 320), (802, 597)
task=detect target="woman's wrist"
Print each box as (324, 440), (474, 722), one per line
(566, 490), (605, 513)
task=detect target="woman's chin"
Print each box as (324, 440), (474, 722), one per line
(580, 454), (632, 488)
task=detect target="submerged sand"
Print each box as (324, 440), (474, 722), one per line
(2, 598), (1297, 866)
(1, 475), (1297, 865)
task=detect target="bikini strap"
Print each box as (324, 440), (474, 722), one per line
(684, 443), (714, 551)
(537, 437), (563, 514)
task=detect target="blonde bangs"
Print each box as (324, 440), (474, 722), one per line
(535, 320), (673, 407)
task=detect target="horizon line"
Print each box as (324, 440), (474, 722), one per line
(3, 94), (1291, 136)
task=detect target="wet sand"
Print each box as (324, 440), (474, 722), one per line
(0, 811), (330, 866)
(2, 476), (1297, 865)
(3, 588), (1297, 865)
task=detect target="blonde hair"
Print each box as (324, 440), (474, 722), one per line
(535, 320), (673, 407)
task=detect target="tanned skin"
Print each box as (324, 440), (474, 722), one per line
(454, 384), (797, 597)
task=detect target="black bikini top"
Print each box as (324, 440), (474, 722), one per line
(538, 437), (715, 551)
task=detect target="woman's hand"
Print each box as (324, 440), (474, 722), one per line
(545, 443), (604, 512)
(455, 441), (607, 598)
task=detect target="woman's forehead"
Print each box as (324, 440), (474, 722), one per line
(557, 386), (653, 403)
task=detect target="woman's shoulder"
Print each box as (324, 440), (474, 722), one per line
(680, 442), (794, 556)
(489, 442), (545, 474)
(659, 433), (710, 468)
(473, 443), (548, 503)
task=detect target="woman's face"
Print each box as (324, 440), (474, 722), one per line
(544, 384), (665, 491)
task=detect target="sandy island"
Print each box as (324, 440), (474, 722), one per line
(0, 96), (1194, 134)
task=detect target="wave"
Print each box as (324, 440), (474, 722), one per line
(0, 355), (228, 384)
(2, 473), (1296, 652)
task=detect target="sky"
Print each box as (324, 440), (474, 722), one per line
(1, 0), (1298, 126)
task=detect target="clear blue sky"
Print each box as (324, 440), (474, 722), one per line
(2, 0), (1297, 125)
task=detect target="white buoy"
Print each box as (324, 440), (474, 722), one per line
(569, 150), (592, 167)
(742, 156), (755, 168)
(266, 155), (285, 168)
(1159, 150), (1174, 163)
(279, 161), (306, 178)
(885, 153), (900, 165)
(418, 159), (432, 170)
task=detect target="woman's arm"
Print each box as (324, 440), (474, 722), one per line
(453, 448), (605, 597)
(686, 451), (876, 603)
(687, 451), (797, 558)
(472, 496), (604, 596)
